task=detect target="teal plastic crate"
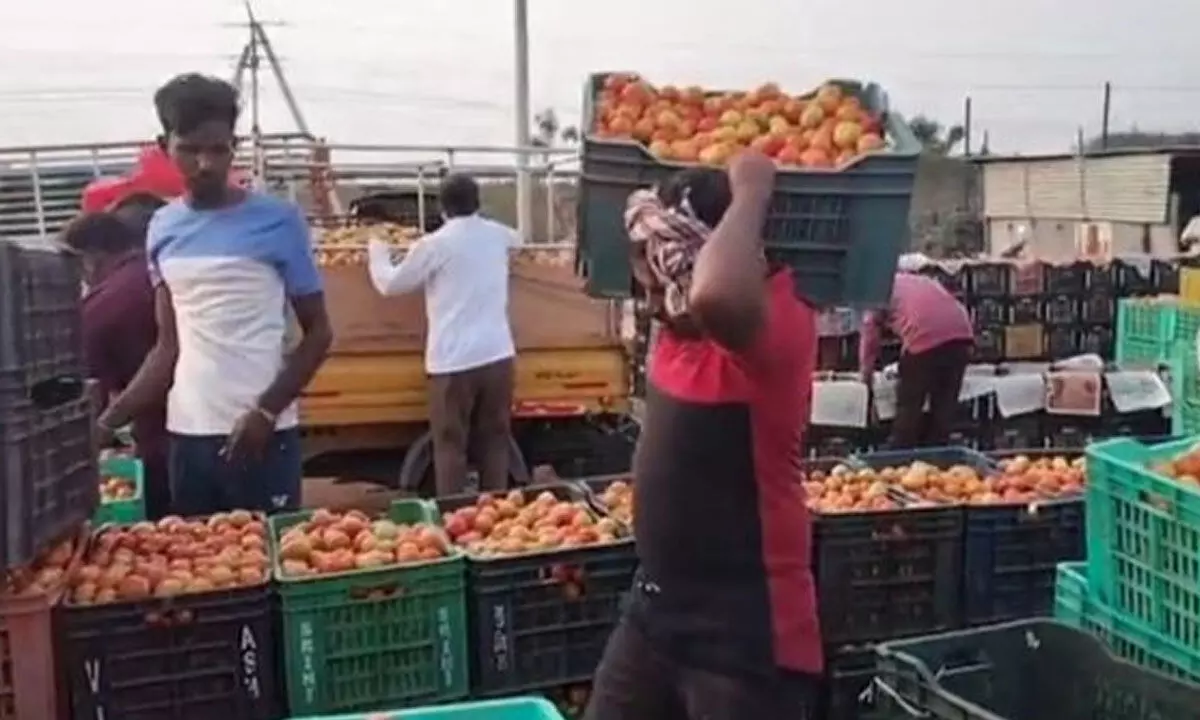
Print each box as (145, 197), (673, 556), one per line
(1054, 561), (1200, 683)
(93, 456), (145, 525)
(1171, 343), (1200, 437)
(1085, 436), (1200, 651)
(1115, 297), (1180, 367)
(289, 697), (566, 720)
(270, 500), (470, 716)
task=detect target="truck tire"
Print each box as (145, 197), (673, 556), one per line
(396, 431), (531, 496)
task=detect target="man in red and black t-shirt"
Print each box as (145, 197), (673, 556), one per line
(585, 151), (823, 719)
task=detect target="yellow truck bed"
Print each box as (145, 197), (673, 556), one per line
(301, 256), (629, 428)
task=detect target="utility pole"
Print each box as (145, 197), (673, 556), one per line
(1101, 81), (1112, 150)
(963, 96), (973, 157)
(513, 0), (534, 244)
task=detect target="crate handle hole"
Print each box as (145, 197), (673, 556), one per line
(349, 583), (404, 601)
(1138, 490), (1175, 516)
(28, 374), (85, 410)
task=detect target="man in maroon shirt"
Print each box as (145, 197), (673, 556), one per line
(584, 151), (823, 719)
(63, 212), (170, 519)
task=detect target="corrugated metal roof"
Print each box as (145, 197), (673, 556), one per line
(981, 153), (1171, 222)
(973, 146), (1200, 164)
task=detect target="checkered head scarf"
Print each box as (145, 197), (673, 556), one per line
(624, 169), (730, 326)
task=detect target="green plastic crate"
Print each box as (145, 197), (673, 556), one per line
(1171, 343), (1200, 436)
(93, 456), (145, 525)
(289, 697), (566, 720)
(1115, 297), (1180, 367)
(1085, 436), (1200, 651)
(269, 500), (470, 716)
(1054, 561), (1200, 683)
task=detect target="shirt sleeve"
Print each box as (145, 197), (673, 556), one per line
(145, 216), (164, 288)
(81, 313), (114, 407)
(369, 236), (440, 295)
(275, 208), (324, 296)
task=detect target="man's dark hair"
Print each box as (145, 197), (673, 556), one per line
(657, 168), (732, 228)
(60, 213), (141, 256)
(440, 174), (481, 217)
(154, 73), (240, 136)
(111, 193), (167, 238)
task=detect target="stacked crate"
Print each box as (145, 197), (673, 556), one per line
(1052, 435), (1200, 684)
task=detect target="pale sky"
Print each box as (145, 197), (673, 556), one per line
(0, 0), (1197, 153)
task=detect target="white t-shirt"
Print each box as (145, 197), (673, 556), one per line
(147, 193), (323, 435)
(367, 214), (517, 375)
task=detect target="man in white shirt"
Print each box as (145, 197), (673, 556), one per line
(367, 174), (518, 496)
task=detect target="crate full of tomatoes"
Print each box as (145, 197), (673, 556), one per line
(270, 502), (470, 716)
(436, 484), (637, 696)
(56, 512), (281, 720)
(577, 72), (921, 307)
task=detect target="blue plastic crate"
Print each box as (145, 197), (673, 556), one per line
(576, 73), (921, 308)
(852, 446), (998, 474)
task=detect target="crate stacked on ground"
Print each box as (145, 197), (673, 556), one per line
(1054, 562), (1200, 682)
(1114, 295), (1200, 370)
(269, 501), (469, 716)
(1, 238), (98, 573)
(1169, 315), (1200, 436)
(435, 483), (636, 697)
(873, 618), (1200, 720)
(800, 455), (962, 720)
(1077, 437), (1200, 664)
(577, 73), (921, 307)
(56, 513), (280, 719)
(0, 527), (84, 720)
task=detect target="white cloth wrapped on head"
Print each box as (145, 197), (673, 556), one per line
(896, 252), (932, 273)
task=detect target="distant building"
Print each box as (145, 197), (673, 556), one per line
(975, 148), (1200, 259)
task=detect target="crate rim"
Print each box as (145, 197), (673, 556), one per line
(286, 695), (564, 720)
(267, 500), (464, 586)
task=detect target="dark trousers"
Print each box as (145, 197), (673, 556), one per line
(140, 450), (171, 521)
(890, 338), (973, 448)
(428, 357), (515, 497)
(168, 428), (302, 516)
(584, 618), (822, 720)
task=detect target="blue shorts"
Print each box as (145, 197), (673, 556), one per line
(168, 428), (302, 516)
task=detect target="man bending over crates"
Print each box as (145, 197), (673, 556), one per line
(584, 151), (825, 719)
(97, 73), (333, 515)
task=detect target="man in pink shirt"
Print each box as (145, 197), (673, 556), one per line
(859, 270), (974, 447)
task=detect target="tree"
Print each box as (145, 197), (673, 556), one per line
(531, 108), (579, 147)
(908, 115), (965, 155)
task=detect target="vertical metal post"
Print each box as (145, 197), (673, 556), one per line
(514, 0), (533, 244)
(963, 96), (973, 157)
(1101, 82), (1112, 150)
(545, 163), (556, 245)
(29, 151), (46, 238)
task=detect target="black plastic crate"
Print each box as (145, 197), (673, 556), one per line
(437, 483), (638, 696)
(1044, 262), (1087, 295)
(969, 298), (1006, 327)
(1045, 327), (1077, 360)
(874, 619), (1200, 720)
(967, 262), (1009, 297)
(825, 645), (890, 720)
(918, 264), (967, 298)
(1113, 258), (1155, 296)
(576, 74), (922, 307)
(1042, 295), (1078, 326)
(1099, 409), (1170, 440)
(1085, 262), (1116, 294)
(517, 415), (639, 480)
(1007, 262), (1044, 296)
(1042, 417), (1101, 449)
(1079, 323), (1114, 359)
(1009, 296), (1041, 324)
(813, 501), (963, 645)
(58, 584), (281, 720)
(988, 415), (1044, 451)
(1, 396), (96, 572)
(961, 464), (1085, 624)
(808, 426), (871, 457)
(1152, 259), (1179, 294)
(0, 239), (85, 414)
(1079, 295), (1115, 325)
(972, 328), (1004, 362)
